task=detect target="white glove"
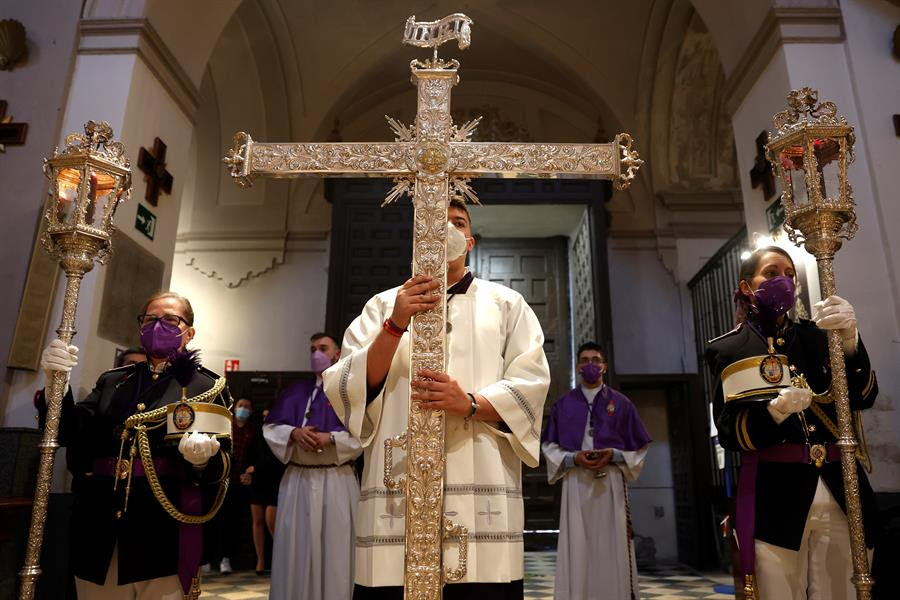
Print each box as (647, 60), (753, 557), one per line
(813, 295), (858, 355)
(178, 431), (221, 466)
(40, 339), (79, 381)
(767, 385), (813, 424)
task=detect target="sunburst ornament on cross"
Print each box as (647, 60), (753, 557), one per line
(223, 13), (641, 598)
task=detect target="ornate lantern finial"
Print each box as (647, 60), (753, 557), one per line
(765, 87), (857, 256)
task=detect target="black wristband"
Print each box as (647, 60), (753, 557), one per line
(466, 393), (478, 418)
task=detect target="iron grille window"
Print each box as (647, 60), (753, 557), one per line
(688, 227), (747, 501)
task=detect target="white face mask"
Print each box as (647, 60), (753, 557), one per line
(447, 221), (468, 261)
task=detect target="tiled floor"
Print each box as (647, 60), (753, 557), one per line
(523, 553), (734, 600)
(199, 552), (735, 599)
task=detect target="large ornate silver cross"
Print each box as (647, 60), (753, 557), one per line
(224, 13), (641, 599)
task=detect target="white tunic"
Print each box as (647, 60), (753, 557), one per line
(264, 423), (363, 600)
(542, 385), (648, 600)
(323, 277), (550, 587)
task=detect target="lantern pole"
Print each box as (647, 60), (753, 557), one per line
(766, 88), (873, 600)
(19, 121), (130, 600)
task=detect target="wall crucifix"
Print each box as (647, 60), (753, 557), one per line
(749, 130), (775, 201)
(0, 100), (28, 152)
(137, 137), (173, 206)
(223, 12), (642, 598)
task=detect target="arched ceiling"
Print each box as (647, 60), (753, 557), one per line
(173, 0), (744, 241)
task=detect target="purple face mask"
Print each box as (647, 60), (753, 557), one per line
(310, 350), (333, 374)
(140, 319), (186, 359)
(579, 362), (604, 385)
(753, 275), (796, 323)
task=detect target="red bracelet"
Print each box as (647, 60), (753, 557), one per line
(383, 318), (406, 337)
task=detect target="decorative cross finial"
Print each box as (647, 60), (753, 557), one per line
(772, 86), (839, 133)
(84, 120), (114, 148)
(403, 13), (473, 62)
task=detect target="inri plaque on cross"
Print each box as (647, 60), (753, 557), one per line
(224, 13), (642, 599)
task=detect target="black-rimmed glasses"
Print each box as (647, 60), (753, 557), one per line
(137, 313), (188, 328)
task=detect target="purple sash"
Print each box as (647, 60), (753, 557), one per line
(735, 443), (840, 576)
(178, 483), (203, 595)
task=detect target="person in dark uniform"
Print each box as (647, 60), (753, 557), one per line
(706, 246), (878, 599)
(209, 397), (255, 575)
(243, 406), (285, 574)
(39, 291), (232, 599)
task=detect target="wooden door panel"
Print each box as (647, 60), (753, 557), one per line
(473, 237), (571, 543)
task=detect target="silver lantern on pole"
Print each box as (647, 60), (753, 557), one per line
(765, 87), (872, 600)
(19, 121), (131, 600)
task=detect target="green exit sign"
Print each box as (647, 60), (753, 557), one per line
(135, 203), (157, 240)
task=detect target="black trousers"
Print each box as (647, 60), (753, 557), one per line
(353, 580), (524, 600)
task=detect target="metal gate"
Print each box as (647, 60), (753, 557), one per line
(687, 227), (747, 502)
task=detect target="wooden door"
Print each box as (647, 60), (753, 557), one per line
(472, 237), (571, 546)
(325, 179), (413, 337)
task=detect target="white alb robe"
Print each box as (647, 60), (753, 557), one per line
(542, 386), (648, 600)
(322, 277), (550, 587)
(263, 423), (362, 600)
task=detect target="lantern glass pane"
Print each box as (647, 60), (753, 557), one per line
(814, 137), (841, 201)
(56, 168), (81, 225)
(779, 146), (809, 206)
(86, 170), (118, 226)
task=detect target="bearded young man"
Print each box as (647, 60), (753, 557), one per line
(323, 199), (551, 600)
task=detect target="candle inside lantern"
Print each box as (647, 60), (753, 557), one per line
(55, 168), (81, 224)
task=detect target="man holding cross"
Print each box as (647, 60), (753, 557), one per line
(323, 198), (550, 599)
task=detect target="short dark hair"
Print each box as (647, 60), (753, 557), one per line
(576, 341), (605, 361)
(734, 246), (796, 324)
(310, 332), (339, 347)
(449, 198), (471, 226)
(115, 346), (146, 368)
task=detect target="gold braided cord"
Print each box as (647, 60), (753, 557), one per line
(793, 373), (869, 465)
(125, 405), (168, 429)
(188, 377), (227, 405)
(124, 377), (229, 431)
(136, 426), (229, 524)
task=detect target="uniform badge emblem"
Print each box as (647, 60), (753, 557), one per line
(173, 402), (195, 430)
(606, 400), (616, 415)
(759, 355), (784, 384)
(809, 443), (827, 468)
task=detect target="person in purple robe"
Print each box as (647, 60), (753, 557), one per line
(541, 341), (652, 600)
(263, 332), (362, 600)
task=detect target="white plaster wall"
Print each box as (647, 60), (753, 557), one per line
(169, 243), (330, 374)
(609, 242), (688, 374)
(629, 388), (678, 561)
(730, 34), (900, 490)
(609, 237), (729, 377)
(841, 0), (900, 334)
